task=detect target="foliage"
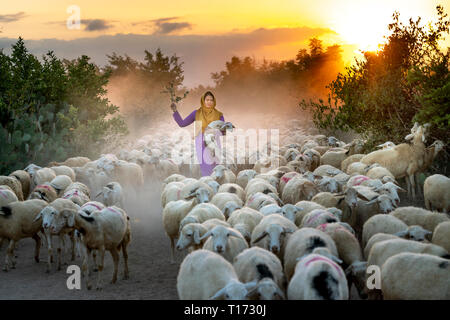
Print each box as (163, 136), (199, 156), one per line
(301, 6), (450, 152)
(0, 38), (127, 174)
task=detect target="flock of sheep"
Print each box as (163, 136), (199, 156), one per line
(0, 118), (449, 299)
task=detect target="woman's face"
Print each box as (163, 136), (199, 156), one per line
(204, 95), (215, 108)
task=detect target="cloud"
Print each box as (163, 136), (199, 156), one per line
(81, 19), (114, 32)
(0, 12), (27, 23)
(0, 26), (336, 87)
(133, 17), (193, 35)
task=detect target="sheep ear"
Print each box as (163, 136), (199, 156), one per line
(33, 210), (43, 222)
(394, 230), (408, 238)
(209, 287), (225, 300)
(227, 230), (242, 239)
(193, 229), (201, 245)
(65, 211), (75, 228)
(96, 191), (103, 198)
(329, 255), (343, 265)
(198, 230), (212, 241)
(395, 186), (407, 193)
(252, 231), (268, 244)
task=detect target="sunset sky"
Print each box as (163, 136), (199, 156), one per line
(1, 0), (449, 87)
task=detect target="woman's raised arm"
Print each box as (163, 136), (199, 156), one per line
(173, 109), (196, 127)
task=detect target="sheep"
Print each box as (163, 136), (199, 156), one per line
(210, 192), (243, 218)
(259, 204), (283, 217)
(432, 221), (450, 253)
(424, 174), (449, 213)
(217, 183), (246, 202)
(160, 181), (185, 208)
(281, 176), (319, 204)
(227, 207), (264, 243)
(162, 173), (186, 189)
(62, 185), (90, 206)
(362, 214), (408, 249)
(246, 192), (280, 211)
(316, 222), (363, 267)
(180, 181), (214, 203)
(293, 201), (325, 226)
(0, 176), (24, 201)
(176, 219), (230, 251)
(0, 199), (48, 271)
(381, 252), (450, 300)
(372, 181), (405, 207)
(95, 182), (125, 209)
(320, 150), (349, 170)
(346, 162), (370, 176)
(162, 196), (204, 262)
(413, 140), (445, 195)
(255, 173), (280, 191)
(28, 183), (58, 203)
(0, 186), (19, 206)
(49, 165), (76, 181)
(365, 166), (396, 183)
(376, 141), (395, 149)
(233, 247), (286, 300)
(340, 154), (365, 173)
(179, 203), (225, 231)
(363, 233), (400, 260)
(48, 156), (91, 168)
(49, 175), (73, 196)
(279, 172), (301, 195)
(303, 149), (321, 171)
(34, 198), (79, 272)
(288, 251), (348, 300)
(177, 249), (257, 300)
(70, 206), (131, 290)
(31, 167), (56, 191)
(283, 228), (338, 281)
(236, 169), (258, 189)
(211, 165), (236, 184)
(201, 225), (248, 262)
(360, 124), (427, 198)
(280, 204), (302, 224)
(245, 178), (278, 200)
(65, 182), (91, 199)
(301, 209), (339, 228)
(390, 206), (449, 233)
(315, 176), (339, 193)
(311, 187), (358, 227)
(353, 194), (396, 239)
(9, 170), (31, 199)
(251, 214), (297, 260)
(312, 165), (343, 177)
(367, 238), (448, 270)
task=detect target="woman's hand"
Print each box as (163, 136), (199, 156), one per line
(170, 102), (177, 112)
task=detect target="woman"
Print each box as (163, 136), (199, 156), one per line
(171, 91), (225, 176)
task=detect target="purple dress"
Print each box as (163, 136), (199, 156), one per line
(173, 110), (224, 176)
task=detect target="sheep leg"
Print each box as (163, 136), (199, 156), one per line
(121, 242), (129, 280)
(57, 234), (65, 271)
(46, 232), (53, 273)
(96, 246), (105, 290)
(32, 233), (41, 263)
(405, 177), (411, 199)
(408, 174), (416, 199)
(3, 239), (13, 271)
(69, 231), (76, 261)
(82, 245), (92, 290)
(170, 237), (176, 264)
(92, 250), (98, 272)
(110, 247), (120, 284)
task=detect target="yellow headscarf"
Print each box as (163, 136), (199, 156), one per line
(194, 91), (223, 137)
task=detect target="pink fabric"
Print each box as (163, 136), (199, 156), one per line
(304, 256), (343, 277)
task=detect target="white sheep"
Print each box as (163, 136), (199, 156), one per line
(211, 165), (236, 184)
(177, 249), (257, 300)
(312, 165), (343, 177)
(49, 165), (76, 181)
(178, 203), (225, 231)
(9, 169), (31, 199)
(282, 176), (319, 204)
(340, 154), (365, 173)
(233, 247), (286, 300)
(390, 206), (449, 233)
(210, 192), (243, 218)
(362, 214), (408, 249)
(287, 250), (348, 300)
(301, 209), (339, 228)
(292, 201), (325, 226)
(432, 221), (450, 253)
(49, 175), (73, 197)
(236, 169), (258, 189)
(176, 219), (230, 251)
(217, 183), (246, 202)
(245, 192), (280, 210)
(251, 214), (297, 259)
(283, 228), (338, 281)
(68, 206), (131, 290)
(245, 178), (278, 200)
(0, 176), (24, 201)
(0, 186), (19, 206)
(227, 207), (264, 243)
(363, 233), (400, 260)
(95, 182), (125, 209)
(31, 167), (56, 191)
(160, 181), (185, 208)
(320, 150), (349, 170)
(201, 225), (248, 263)
(0, 199), (48, 271)
(424, 174), (450, 213)
(381, 252), (450, 299)
(34, 198), (79, 272)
